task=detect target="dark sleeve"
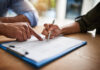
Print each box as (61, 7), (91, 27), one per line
(75, 2), (100, 33)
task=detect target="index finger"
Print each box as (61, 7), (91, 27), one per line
(29, 26), (43, 41)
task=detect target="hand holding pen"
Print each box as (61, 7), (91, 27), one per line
(47, 19), (55, 41)
(42, 19), (61, 40)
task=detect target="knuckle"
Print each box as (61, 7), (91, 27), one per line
(23, 24), (28, 28)
(17, 31), (22, 35)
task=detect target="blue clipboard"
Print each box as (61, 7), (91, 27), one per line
(0, 41), (87, 68)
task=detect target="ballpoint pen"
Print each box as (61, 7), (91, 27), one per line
(47, 19), (55, 41)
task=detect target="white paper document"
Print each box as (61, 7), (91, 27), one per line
(2, 36), (84, 62)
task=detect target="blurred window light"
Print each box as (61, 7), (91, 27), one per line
(30, 0), (56, 19)
(65, 0), (83, 19)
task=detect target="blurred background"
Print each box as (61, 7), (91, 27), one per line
(7, 0), (100, 26)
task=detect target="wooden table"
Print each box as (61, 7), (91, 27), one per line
(0, 26), (100, 70)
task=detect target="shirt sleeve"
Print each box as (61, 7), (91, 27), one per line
(9, 0), (38, 27)
(75, 2), (100, 33)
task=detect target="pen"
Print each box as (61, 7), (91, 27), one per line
(47, 19), (55, 41)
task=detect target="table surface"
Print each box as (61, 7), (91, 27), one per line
(0, 26), (100, 70)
